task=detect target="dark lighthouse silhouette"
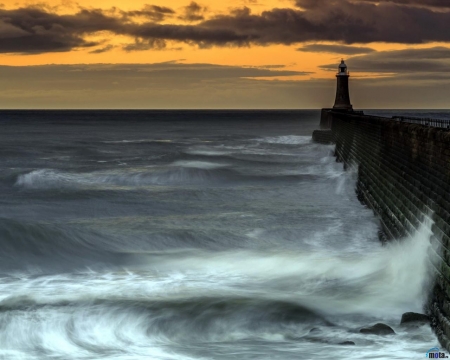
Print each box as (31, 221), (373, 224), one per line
(333, 60), (353, 111)
(317, 59), (357, 132)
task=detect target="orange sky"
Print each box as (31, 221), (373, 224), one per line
(1, 0), (450, 108)
(3, 0), (302, 70)
(0, 0), (435, 79)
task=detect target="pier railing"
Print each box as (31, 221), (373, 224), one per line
(327, 109), (450, 129)
(391, 116), (450, 129)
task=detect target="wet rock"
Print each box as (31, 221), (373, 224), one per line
(339, 341), (355, 346)
(359, 323), (395, 335)
(400, 312), (429, 325)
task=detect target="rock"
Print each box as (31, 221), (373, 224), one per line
(400, 312), (429, 325)
(359, 323), (395, 335)
(339, 341), (355, 346)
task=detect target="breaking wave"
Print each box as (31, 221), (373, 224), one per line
(1, 110), (443, 360)
(257, 135), (312, 145)
(170, 160), (229, 169)
(0, 218), (435, 359)
(15, 167), (233, 189)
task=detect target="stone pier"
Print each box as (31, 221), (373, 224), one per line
(318, 109), (450, 349)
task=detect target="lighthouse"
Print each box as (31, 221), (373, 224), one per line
(317, 59), (358, 130)
(333, 60), (353, 111)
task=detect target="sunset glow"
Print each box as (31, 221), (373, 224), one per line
(0, 0), (449, 108)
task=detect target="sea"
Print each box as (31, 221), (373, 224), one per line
(0, 109), (449, 360)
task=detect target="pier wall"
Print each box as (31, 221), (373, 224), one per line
(326, 110), (450, 348)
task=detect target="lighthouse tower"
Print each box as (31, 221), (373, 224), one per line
(333, 60), (353, 111)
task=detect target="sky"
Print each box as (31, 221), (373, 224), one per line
(0, 0), (450, 108)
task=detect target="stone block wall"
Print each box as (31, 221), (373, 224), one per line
(320, 109), (334, 129)
(312, 130), (333, 144)
(328, 110), (450, 349)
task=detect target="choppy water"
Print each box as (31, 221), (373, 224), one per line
(0, 110), (445, 359)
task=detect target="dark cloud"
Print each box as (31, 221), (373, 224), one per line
(125, 5), (175, 22)
(179, 2), (207, 22)
(0, 7), (121, 53)
(357, 0), (450, 8)
(2, 1), (450, 54)
(320, 47), (450, 74)
(151, 1), (450, 46)
(89, 44), (115, 54)
(255, 65), (287, 69)
(124, 22), (252, 48)
(122, 38), (167, 51)
(298, 44), (376, 55)
(199, 1), (450, 45)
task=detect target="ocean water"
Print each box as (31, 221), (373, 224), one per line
(0, 110), (444, 360)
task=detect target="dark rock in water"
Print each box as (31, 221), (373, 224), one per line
(400, 312), (430, 325)
(339, 341), (355, 346)
(360, 323), (395, 335)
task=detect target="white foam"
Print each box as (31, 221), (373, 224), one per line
(186, 145), (299, 158)
(185, 148), (233, 156)
(171, 161), (229, 169)
(15, 169), (91, 189)
(103, 139), (173, 144)
(135, 217), (433, 318)
(0, 216), (436, 359)
(1, 214), (431, 318)
(15, 167), (219, 189)
(258, 135), (312, 145)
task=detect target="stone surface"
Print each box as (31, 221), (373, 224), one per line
(339, 341), (356, 345)
(323, 109), (450, 350)
(360, 323), (396, 335)
(401, 312), (430, 325)
(312, 130), (334, 144)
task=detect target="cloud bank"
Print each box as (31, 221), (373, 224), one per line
(1, 0), (450, 54)
(0, 61), (449, 109)
(0, 62), (320, 108)
(320, 47), (450, 75)
(297, 44), (376, 55)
